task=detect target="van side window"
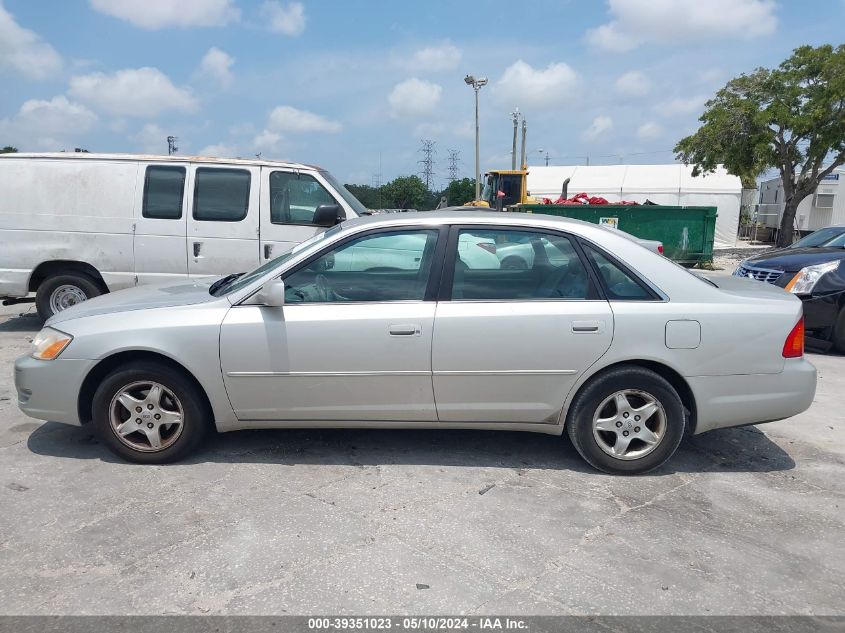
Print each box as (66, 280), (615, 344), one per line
(270, 171), (338, 225)
(142, 166), (185, 219)
(193, 168), (250, 222)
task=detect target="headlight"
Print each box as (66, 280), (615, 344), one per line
(784, 261), (840, 294)
(30, 327), (73, 360)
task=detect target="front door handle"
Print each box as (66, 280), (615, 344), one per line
(264, 243), (273, 259)
(193, 242), (202, 258)
(572, 320), (603, 333)
(389, 324), (421, 336)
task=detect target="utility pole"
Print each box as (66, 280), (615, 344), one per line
(447, 149), (461, 183)
(418, 139), (436, 191)
(167, 136), (178, 155)
(519, 118), (527, 169)
(510, 108), (520, 170)
(464, 74), (488, 201)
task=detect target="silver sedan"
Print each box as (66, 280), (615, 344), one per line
(15, 211), (817, 474)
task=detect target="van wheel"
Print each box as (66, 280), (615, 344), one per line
(832, 306), (845, 354)
(35, 273), (102, 320)
(566, 366), (686, 475)
(91, 361), (209, 464)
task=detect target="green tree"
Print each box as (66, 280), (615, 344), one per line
(344, 183), (381, 210)
(1, 146), (18, 154)
(675, 44), (845, 247)
(381, 175), (427, 210)
(442, 178), (477, 206)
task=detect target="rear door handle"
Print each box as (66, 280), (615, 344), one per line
(264, 243), (273, 259)
(389, 324), (421, 336)
(193, 242), (202, 258)
(572, 320), (603, 333)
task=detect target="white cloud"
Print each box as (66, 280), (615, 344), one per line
(260, 1), (306, 36)
(89, 0), (239, 29)
(69, 67), (198, 117)
(492, 61), (578, 110)
(636, 121), (664, 140)
(698, 67), (724, 84)
(656, 94), (708, 117)
(0, 1), (62, 79)
(252, 130), (284, 155)
(0, 96), (97, 149)
(196, 47), (234, 88)
(615, 70), (650, 96)
(402, 42), (461, 72)
(388, 78), (442, 118)
(198, 143), (239, 158)
(582, 116), (613, 141)
(587, 0), (777, 51)
(267, 106), (341, 133)
(133, 123), (170, 154)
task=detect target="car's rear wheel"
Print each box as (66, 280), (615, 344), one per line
(566, 366), (686, 474)
(36, 273), (102, 320)
(91, 361), (209, 463)
(832, 306), (845, 354)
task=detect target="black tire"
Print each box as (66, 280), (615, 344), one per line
(35, 273), (102, 320)
(91, 361), (210, 464)
(833, 306), (845, 354)
(566, 366), (686, 475)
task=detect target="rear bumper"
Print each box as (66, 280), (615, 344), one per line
(688, 358), (817, 434)
(14, 354), (95, 425)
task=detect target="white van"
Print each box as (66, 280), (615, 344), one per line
(0, 153), (365, 319)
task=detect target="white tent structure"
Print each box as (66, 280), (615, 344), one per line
(526, 164), (742, 248)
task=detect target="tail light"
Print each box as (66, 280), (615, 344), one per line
(782, 316), (804, 358)
(657, 244), (664, 255)
(476, 242), (497, 255)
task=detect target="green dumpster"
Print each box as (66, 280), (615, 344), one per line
(517, 204), (717, 265)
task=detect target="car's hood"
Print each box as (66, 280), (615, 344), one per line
(745, 247), (845, 271)
(47, 281), (219, 326)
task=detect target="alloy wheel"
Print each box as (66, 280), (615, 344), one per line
(108, 381), (184, 452)
(592, 389), (667, 460)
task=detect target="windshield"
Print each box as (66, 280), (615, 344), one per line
(790, 226), (845, 248)
(210, 225), (343, 296)
(320, 170), (369, 216)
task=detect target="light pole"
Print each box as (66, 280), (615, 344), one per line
(464, 74), (487, 201)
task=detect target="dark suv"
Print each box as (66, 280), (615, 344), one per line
(735, 225), (845, 352)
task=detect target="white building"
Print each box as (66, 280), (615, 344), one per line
(526, 164), (743, 248)
(757, 168), (844, 232)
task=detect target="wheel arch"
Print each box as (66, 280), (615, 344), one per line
(28, 260), (109, 294)
(564, 359), (698, 433)
(78, 350), (214, 428)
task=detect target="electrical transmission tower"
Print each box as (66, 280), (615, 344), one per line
(446, 149), (461, 183)
(167, 136), (179, 155)
(418, 139), (436, 191)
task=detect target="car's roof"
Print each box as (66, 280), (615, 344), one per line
(346, 208), (599, 232)
(0, 152), (319, 171)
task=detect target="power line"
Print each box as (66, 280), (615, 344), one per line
(446, 149), (461, 183)
(418, 139), (436, 191)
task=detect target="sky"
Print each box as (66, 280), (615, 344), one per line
(1, 0), (844, 189)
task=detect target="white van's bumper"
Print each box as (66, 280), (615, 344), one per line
(688, 358), (817, 434)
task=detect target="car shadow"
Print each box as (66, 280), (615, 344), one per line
(0, 311), (42, 332)
(26, 422), (795, 475)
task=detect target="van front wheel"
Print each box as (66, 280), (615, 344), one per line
(36, 273), (102, 320)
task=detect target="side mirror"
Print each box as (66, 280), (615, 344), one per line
(255, 279), (285, 307)
(313, 204), (343, 227)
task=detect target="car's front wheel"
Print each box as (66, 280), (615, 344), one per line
(91, 361), (210, 463)
(566, 366), (686, 474)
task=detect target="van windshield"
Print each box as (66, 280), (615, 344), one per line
(210, 225), (343, 296)
(320, 170), (369, 216)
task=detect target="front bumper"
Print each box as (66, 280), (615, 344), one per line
(800, 292), (841, 333)
(14, 354), (96, 425)
(688, 358), (817, 434)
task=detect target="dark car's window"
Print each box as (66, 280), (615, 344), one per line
(450, 228), (590, 300)
(270, 171), (338, 225)
(791, 226), (845, 248)
(193, 168), (251, 221)
(583, 244), (654, 300)
(142, 166), (185, 219)
(284, 229), (439, 303)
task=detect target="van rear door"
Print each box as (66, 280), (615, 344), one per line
(187, 163), (260, 280)
(134, 162), (189, 285)
(258, 167), (341, 263)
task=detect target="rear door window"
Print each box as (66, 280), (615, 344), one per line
(583, 244), (655, 300)
(193, 168), (251, 222)
(142, 166), (185, 219)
